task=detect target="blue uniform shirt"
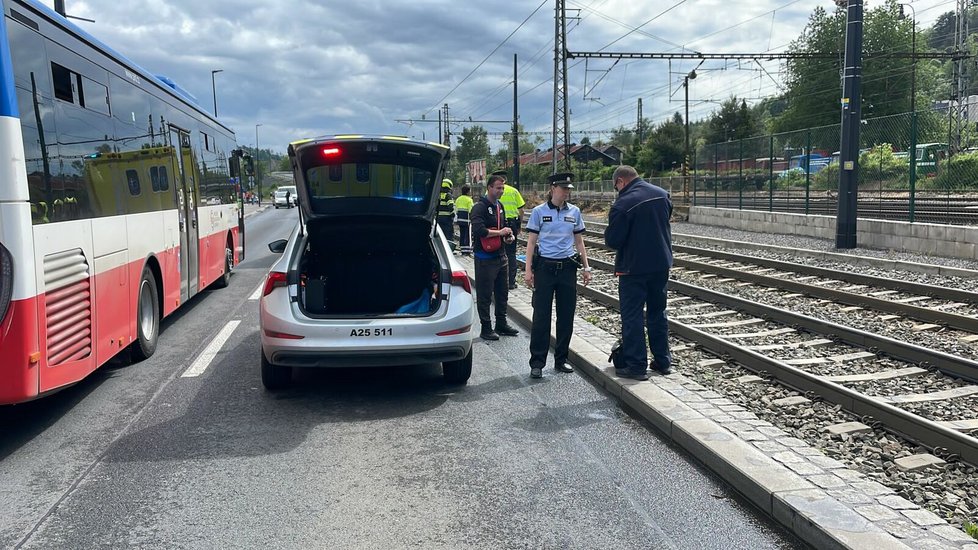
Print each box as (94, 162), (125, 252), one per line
(526, 200), (585, 259)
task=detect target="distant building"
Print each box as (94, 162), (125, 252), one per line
(505, 143), (618, 168)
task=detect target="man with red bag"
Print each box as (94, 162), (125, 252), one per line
(470, 173), (520, 341)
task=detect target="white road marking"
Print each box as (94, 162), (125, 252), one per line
(249, 284), (263, 300)
(182, 320), (241, 378)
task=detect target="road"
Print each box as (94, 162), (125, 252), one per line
(0, 208), (801, 549)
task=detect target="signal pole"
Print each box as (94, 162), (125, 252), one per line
(512, 53), (520, 188)
(836, 0), (863, 249)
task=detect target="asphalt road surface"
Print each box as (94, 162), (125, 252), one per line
(0, 207), (802, 549)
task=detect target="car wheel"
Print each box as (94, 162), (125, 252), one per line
(443, 349), (472, 384)
(131, 268), (160, 361)
(211, 239), (233, 289)
(261, 348), (292, 390)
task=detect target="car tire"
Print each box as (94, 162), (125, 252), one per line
(211, 239), (233, 289)
(261, 348), (292, 390)
(442, 349), (472, 384)
(131, 268), (160, 361)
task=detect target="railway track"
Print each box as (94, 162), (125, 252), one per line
(513, 253), (978, 466)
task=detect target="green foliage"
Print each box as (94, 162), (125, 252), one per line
(963, 521), (978, 540)
(637, 113), (685, 175)
(813, 144), (910, 190)
(705, 98), (759, 144)
(932, 151), (978, 190)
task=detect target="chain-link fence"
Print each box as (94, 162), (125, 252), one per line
(690, 111), (978, 226)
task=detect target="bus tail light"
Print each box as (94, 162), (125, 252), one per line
(262, 271), (288, 297)
(0, 243), (13, 324)
(450, 271), (471, 294)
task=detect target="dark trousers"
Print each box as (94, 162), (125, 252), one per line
(618, 270), (671, 373)
(505, 219), (520, 286)
(438, 218), (455, 249)
(474, 255), (509, 330)
(457, 221), (471, 252)
(529, 260), (577, 368)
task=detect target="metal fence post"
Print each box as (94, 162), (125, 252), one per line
(738, 139), (744, 210)
(805, 129), (812, 214)
(714, 143), (719, 207)
(768, 135), (774, 212)
(908, 111), (917, 223)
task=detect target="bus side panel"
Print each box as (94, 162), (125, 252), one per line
(195, 203), (236, 289)
(32, 219), (97, 394)
(127, 210), (181, 318)
(0, 202), (40, 403)
(91, 216), (130, 366)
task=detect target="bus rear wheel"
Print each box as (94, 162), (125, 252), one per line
(211, 239), (233, 289)
(132, 268), (160, 361)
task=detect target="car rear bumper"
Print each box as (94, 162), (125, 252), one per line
(268, 345), (469, 368)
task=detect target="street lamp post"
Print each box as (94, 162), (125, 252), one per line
(211, 69), (223, 117)
(255, 123), (262, 206)
(900, 3), (918, 222)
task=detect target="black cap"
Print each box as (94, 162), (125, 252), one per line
(547, 172), (575, 188)
(490, 169), (507, 177)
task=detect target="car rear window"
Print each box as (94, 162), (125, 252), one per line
(305, 163), (433, 203)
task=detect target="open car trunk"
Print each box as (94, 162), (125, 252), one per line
(297, 217), (443, 317)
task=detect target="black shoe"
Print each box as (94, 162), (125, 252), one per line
(496, 324), (519, 336)
(651, 361), (674, 375)
(616, 370), (649, 381)
(554, 363), (574, 373)
(530, 367), (543, 379)
(480, 329), (500, 341)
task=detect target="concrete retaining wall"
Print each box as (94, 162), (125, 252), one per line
(688, 206), (978, 262)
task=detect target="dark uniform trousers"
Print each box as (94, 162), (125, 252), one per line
(529, 258), (577, 368)
(504, 219), (520, 286)
(456, 211), (471, 252)
(618, 270), (671, 373)
(438, 217), (455, 247)
(474, 255), (509, 330)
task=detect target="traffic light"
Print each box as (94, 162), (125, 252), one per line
(244, 155), (254, 176)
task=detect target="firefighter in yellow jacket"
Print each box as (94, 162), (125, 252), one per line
(438, 178), (455, 246)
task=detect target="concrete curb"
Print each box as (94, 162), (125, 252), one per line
(244, 205), (270, 219)
(462, 260), (926, 550)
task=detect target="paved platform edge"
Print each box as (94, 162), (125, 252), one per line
(461, 257), (977, 550)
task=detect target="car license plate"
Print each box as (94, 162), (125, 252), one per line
(349, 328), (393, 337)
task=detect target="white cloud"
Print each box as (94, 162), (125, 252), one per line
(54, 0), (943, 152)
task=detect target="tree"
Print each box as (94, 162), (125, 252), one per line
(454, 125), (490, 167)
(705, 97), (759, 144)
(636, 112), (685, 175)
(773, 1), (917, 133)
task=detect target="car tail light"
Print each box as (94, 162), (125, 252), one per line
(322, 147), (341, 157)
(437, 325), (471, 337)
(0, 243), (12, 324)
(263, 328), (304, 339)
(451, 270), (471, 294)
(262, 271), (288, 297)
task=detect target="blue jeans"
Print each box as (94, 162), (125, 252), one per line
(618, 271), (671, 373)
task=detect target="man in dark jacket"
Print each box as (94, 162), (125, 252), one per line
(470, 174), (520, 340)
(604, 165), (673, 380)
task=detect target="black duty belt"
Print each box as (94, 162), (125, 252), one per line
(539, 256), (578, 270)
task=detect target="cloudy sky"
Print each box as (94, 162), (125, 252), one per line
(57, 0), (959, 153)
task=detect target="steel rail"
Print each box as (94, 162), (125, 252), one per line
(548, 261), (978, 466)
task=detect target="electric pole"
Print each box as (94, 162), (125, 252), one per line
(442, 103), (451, 147)
(836, 0), (863, 249)
(552, 0), (571, 174)
(637, 98), (644, 143)
(512, 53), (520, 188)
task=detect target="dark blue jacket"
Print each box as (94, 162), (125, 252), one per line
(604, 177), (673, 275)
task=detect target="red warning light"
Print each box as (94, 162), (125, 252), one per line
(322, 147), (341, 157)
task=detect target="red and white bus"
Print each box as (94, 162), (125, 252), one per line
(0, 0), (244, 403)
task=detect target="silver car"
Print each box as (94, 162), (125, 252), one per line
(273, 185), (296, 208)
(259, 136), (475, 389)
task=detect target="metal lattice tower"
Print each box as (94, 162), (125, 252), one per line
(552, 0), (570, 174)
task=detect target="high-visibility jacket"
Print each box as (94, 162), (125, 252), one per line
(455, 195), (473, 221)
(499, 184), (525, 220)
(438, 190), (455, 220)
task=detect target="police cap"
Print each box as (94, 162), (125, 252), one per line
(547, 172), (575, 188)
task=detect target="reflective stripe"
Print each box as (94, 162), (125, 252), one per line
(455, 195), (474, 213)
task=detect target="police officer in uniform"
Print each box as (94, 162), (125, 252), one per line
(455, 184), (474, 255)
(470, 173), (519, 340)
(494, 170), (525, 289)
(524, 172), (592, 379)
(437, 178), (456, 246)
